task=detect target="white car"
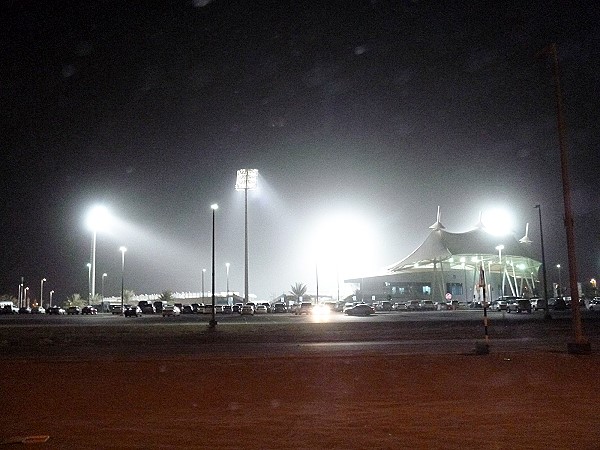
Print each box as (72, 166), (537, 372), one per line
(241, 305), (255, 315)
(254, 305), (268, 314)
(162, 305), (181, 316)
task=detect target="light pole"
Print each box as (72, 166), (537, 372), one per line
(535, 204), (551, 319)
(235, 169), (258, 305)
(24, 287), (29, 308)
(226, 262), (230, 303)
(49, 290), (54, 308)
(202, 268), (206, 302)
(86, 263), (92, 303)
(102, 273), (107, 299)
(40, 278), (46, 308)
(86, 206), (111, 302)
(495, 245), (504, 298)
(210, 204), (218, 328)
(120, 247), (127, 314)
(556, 264), (562, 298)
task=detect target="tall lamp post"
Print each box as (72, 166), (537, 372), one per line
(235, 169), (258, 304)
(86, 206), (111, 303)
(49, 290), (54, 308)
(210, 204), (219, 328)
(226, 262), (230, 303)
(40, 278), (46, 308)
(102, 273), (107, 298)
(86, 263), (92, 303)
(119, 247), (127, 315)
(535, 204), (551, 320)
(202, 268), (206, 302)
(556, 264), (562, 298)
(24, 287), (29, 308)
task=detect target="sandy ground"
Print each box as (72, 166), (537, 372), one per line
(2, 350), (599, 449)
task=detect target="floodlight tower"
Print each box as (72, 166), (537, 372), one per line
(86, 205), (111, 301)
(235, 169), (258, 304)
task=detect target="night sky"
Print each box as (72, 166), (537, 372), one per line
(2, 0), (599, 303)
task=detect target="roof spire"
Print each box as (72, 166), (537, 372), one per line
(519, 223), (532, 244)
(429, 206), (445, 230)
(475, 211), (485, 229)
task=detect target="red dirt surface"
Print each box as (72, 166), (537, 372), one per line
(2, 351), (599, 449)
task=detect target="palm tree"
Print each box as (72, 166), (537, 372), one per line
(289, 282), (307, 302)
(159, 291), (173, 303)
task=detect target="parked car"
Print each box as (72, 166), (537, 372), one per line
(490, 300), (508, 311)
(240, 304), (255, 315)
(587, 299), (600, 311)
(233, 303), (243, 313)
(124, 305), (142, 317)
(419, 300), (436, 311)
(18, 306), (31, 314)
(552, 297), (568, 311)
(344, 303), (375, 316)
(153, 301), (166, 314)
(81, 306), (98, 315)
(67, 306), (81, 315)
(0, 304), (19, 314)
(272, 302), (288, 313)
(110, 304), (124, 315)
(405, 300), (420, 311)
(181, 305), (195, 314)
(138, 301), (156, 314)
(255, 304), (268, 314)
(162, 304), (181, 316)
(506, 299), (532, 313)
(191, 303), (204, 313)
(222, 305), (233, 314)
(531, 298), (547, 311)
(294, 302), (313, 315)
(48, 306), (66, 315)
(31, 306), (46, 314)
(203, 304), (216, 314)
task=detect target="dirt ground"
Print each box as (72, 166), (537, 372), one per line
(2, 350), (599, 449)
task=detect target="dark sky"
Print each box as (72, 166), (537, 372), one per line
(2, 0), (599, 302)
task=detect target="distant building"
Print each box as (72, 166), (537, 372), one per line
(346, 209), (542, 305)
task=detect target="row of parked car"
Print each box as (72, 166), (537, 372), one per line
(0, 305), (98, 315)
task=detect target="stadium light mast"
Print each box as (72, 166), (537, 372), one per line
(235, 169), (258, 305)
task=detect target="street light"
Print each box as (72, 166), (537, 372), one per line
(40, 278), (46, 308)
(24, 287), (29, 308)
(535, 204), (551, 320)
(210, 204), (218, 328)
(235, 169), (258, 305)
(226, 262), (230, 303)
(202, 268), (206, 302)
(49, 290), (54, 308)
(102, 273), (107, 299)
(86, 263), (92, 303)
(86, 205), (111, 301)
(119, 247), (127, 315)
(556, 264), (562, 298)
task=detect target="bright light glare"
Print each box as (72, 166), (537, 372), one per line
(86, 205), (112, 232)
(311, 304), (331, 322)
(307, 211), (377, 298)
(482, 208), (513, 236)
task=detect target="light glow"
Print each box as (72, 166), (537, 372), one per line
(482, 208), (514, 236)
(86, 205), (112, 232)
(235, 169), (258, 190)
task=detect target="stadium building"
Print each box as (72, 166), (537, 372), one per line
(346, 209), (542, 305)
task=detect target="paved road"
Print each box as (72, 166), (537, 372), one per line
(1, 309), (598, 358)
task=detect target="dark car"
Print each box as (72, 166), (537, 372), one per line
(344, 303), (375, 316)
(82, 306), (98, 315)
(48, 306), (66, 315)
(18, 306), (31, 314)
(138, 301), (156, 314)
(272, 302), (288, 313)
(294, 302), (313, 315)
(67, 306), (81, 315)
(124, 305), (142, 317)
(222, 305), (233, 314)
(506, 299), (532, 313)
(181, 305), (195, 314)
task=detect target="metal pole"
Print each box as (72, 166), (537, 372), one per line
(315, 264), (319, 304)
(202, 269), (205, 303)
(536, 205), (551, 319)
(210, 205), (218, 328)
(548, 43), (588, 352)
(244, 184), (249, 305)
(120, 247), (126, 315)
(40, 278), (46, 308)
(91, 230), (97, 300)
